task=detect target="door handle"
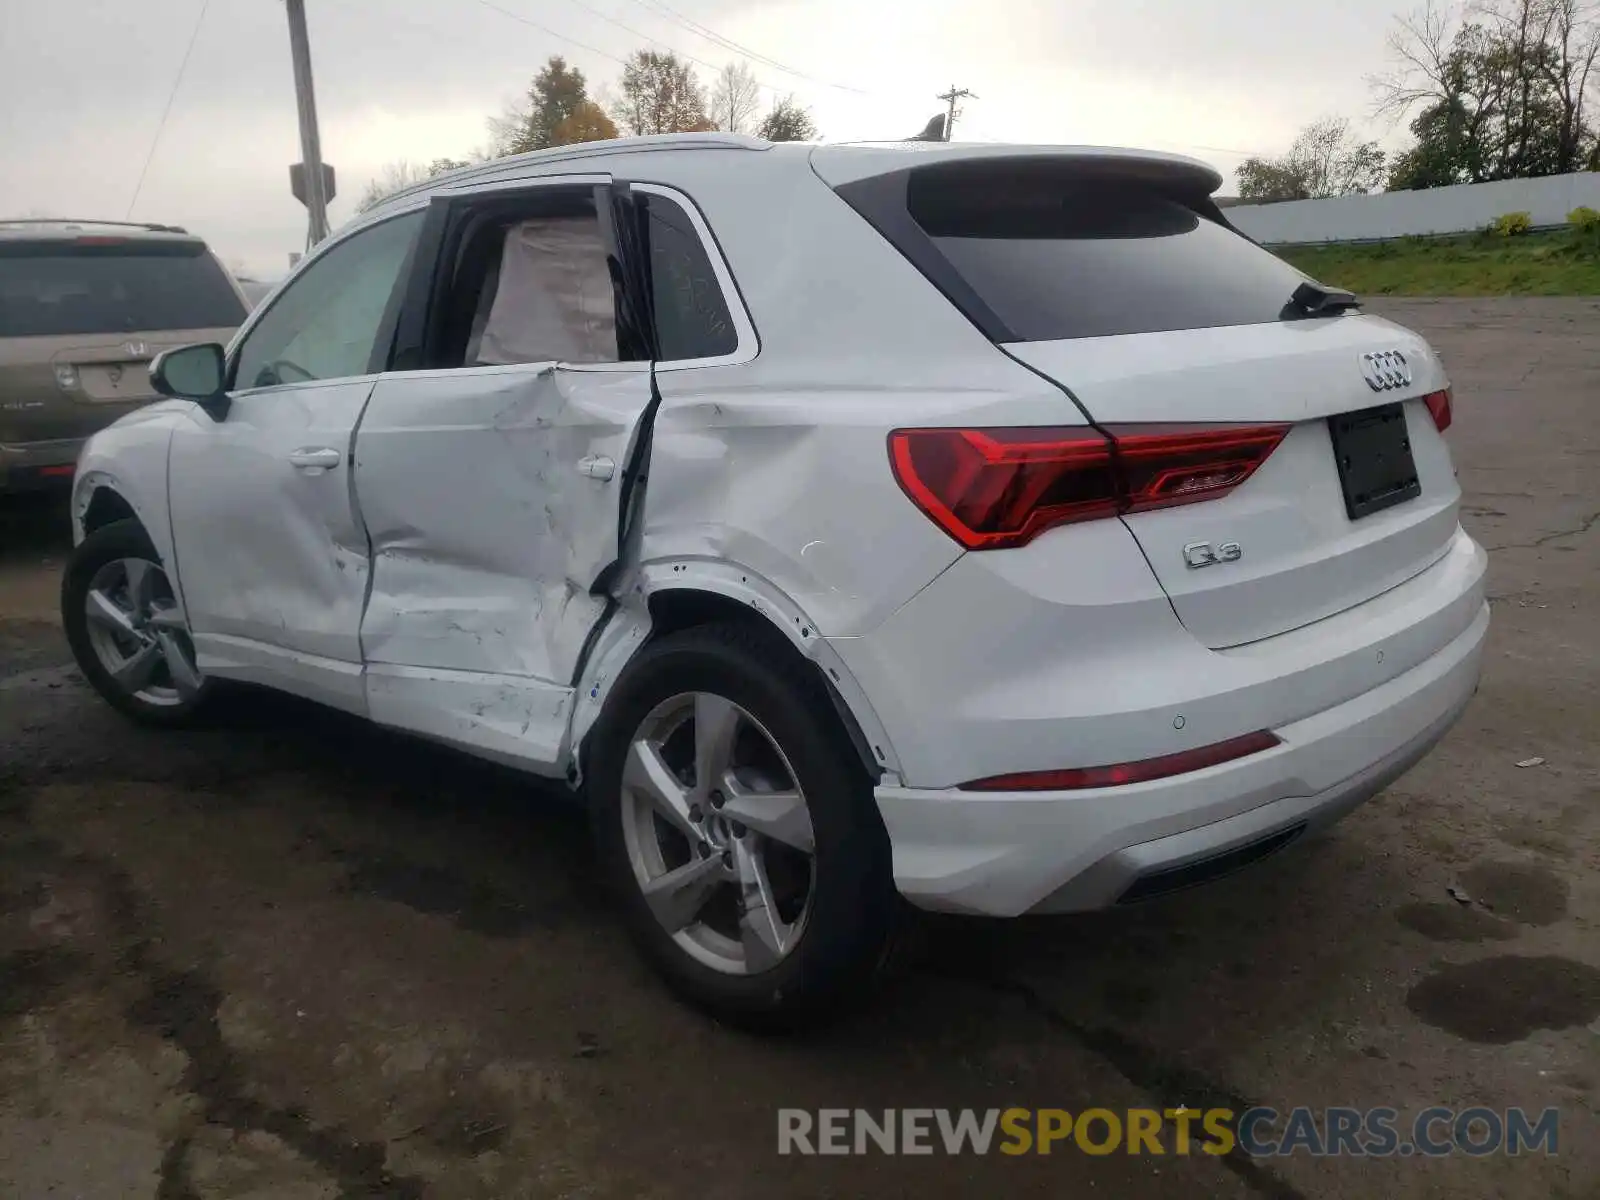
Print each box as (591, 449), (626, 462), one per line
(288, 447), (342, 472)
(576, 454), (615, 480)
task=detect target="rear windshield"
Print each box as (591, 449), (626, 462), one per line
(0, 242), (247, 337)
(840, 165), (1311, 342)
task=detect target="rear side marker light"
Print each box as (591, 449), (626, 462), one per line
(962, 730), (1281, 791)
(1423, 388), (1452, 433)
(889, 423), (1289, 550)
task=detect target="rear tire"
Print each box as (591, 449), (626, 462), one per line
(587, 622), (898, 1029)
(62, 518), (213, 727)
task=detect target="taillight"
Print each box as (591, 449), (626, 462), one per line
(962, 730), (1281, 791)
(888, 423), (1289, 550)
(1423, 388), (1452, 433)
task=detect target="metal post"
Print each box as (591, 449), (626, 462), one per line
(286, 0), (329, 246)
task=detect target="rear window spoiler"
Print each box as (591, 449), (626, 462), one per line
(809, 143), (1223, 195)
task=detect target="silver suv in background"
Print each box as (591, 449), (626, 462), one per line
(0, 219), (247, 493)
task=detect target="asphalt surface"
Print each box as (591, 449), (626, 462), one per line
(2, 297), (1597, 1199)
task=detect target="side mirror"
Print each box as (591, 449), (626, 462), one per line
(150, 343), (230, 421)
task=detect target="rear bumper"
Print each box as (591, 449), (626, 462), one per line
(875, 596), (1487, 917)
(0, 437), (82, 492)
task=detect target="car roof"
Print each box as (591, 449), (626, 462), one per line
(0, 218), (199, 244)
(362, 134), (1222, 217)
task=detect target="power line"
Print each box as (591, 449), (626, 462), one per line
(469, 0), (629, 65)
(474, 0), (788, 105)
(549, 0), (736, 79)
(620, 0), (874, 95)
(126, 0), (211, 218)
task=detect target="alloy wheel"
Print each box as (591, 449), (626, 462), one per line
(82, 556), (204, 708)
(621, 691), (816, 976)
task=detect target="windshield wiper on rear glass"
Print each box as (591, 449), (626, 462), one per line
(1285, 280), (1361, 318)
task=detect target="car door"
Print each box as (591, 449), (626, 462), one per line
(166, 208), (425, 713)
(353, 178), (677, 772)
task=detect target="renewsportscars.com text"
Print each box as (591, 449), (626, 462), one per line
(777, 1106), (1560, 1158)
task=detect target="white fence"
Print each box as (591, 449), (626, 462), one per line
(1226, 171), (1600, 245)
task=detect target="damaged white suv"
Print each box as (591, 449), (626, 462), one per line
(63, 135), (1488, 1026)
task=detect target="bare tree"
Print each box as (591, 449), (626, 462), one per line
(357, 162), (430, 213)
(710, 61), (762, 133)
(356, 158), (478, 213)
(1536, 0), (1600, 169)
(1369, 0), (1470, 123)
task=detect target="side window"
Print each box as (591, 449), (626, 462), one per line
(233, 211), (422, 390)
(461, 207), (619, 367)
(645, 194), (738, 361)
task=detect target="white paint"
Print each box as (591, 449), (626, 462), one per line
(809, 141), (1221, 189)
(67, 138), (1490, 923)
(354, 360), (650, 757)
(166, 380), (376, 705)
(70, 404), (191, 558)
(190, 633), (367, 715)
(623, 560), (906, 780)
(876, 551), (1488, 916)
(365, 662), (572, 774)
(837, 521), (1483, 795)
(1006, 315), (1460, 647)
(1229, 171), (1600, 244)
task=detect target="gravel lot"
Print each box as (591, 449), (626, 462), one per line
(2, 298), (1597, 1199)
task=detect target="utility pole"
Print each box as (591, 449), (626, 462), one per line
(285, 0), (330, 248)
(936, 85), (975, 142)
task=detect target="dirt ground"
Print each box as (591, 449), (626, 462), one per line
(1, 297), (1597, 1200)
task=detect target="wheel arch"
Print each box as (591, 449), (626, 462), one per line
(79, 485), (138, 537)
(568, 563), (904, 789)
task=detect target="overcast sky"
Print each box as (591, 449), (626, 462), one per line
(1, 0), (1414, 278)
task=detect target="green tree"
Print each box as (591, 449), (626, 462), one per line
(614, 50), (710, 136)
(756, 95), (818, 142)
(495, 56), (593, 155)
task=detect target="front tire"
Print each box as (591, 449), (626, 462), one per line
(587, 622), (898, 1029)
(62, 518), (212, 726)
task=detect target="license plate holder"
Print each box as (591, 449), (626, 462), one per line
(1328, 401), (1420, 520)
(81, 363), (154, 403)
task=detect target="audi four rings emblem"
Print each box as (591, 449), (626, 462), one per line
(1361, 349), (1411, 392)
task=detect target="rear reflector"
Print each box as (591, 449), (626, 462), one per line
(889, 423), (1289, 550)
(39, 465), (75, 477)
(1423, 388), (1452, 433)
(962, 730), (1281, 791)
